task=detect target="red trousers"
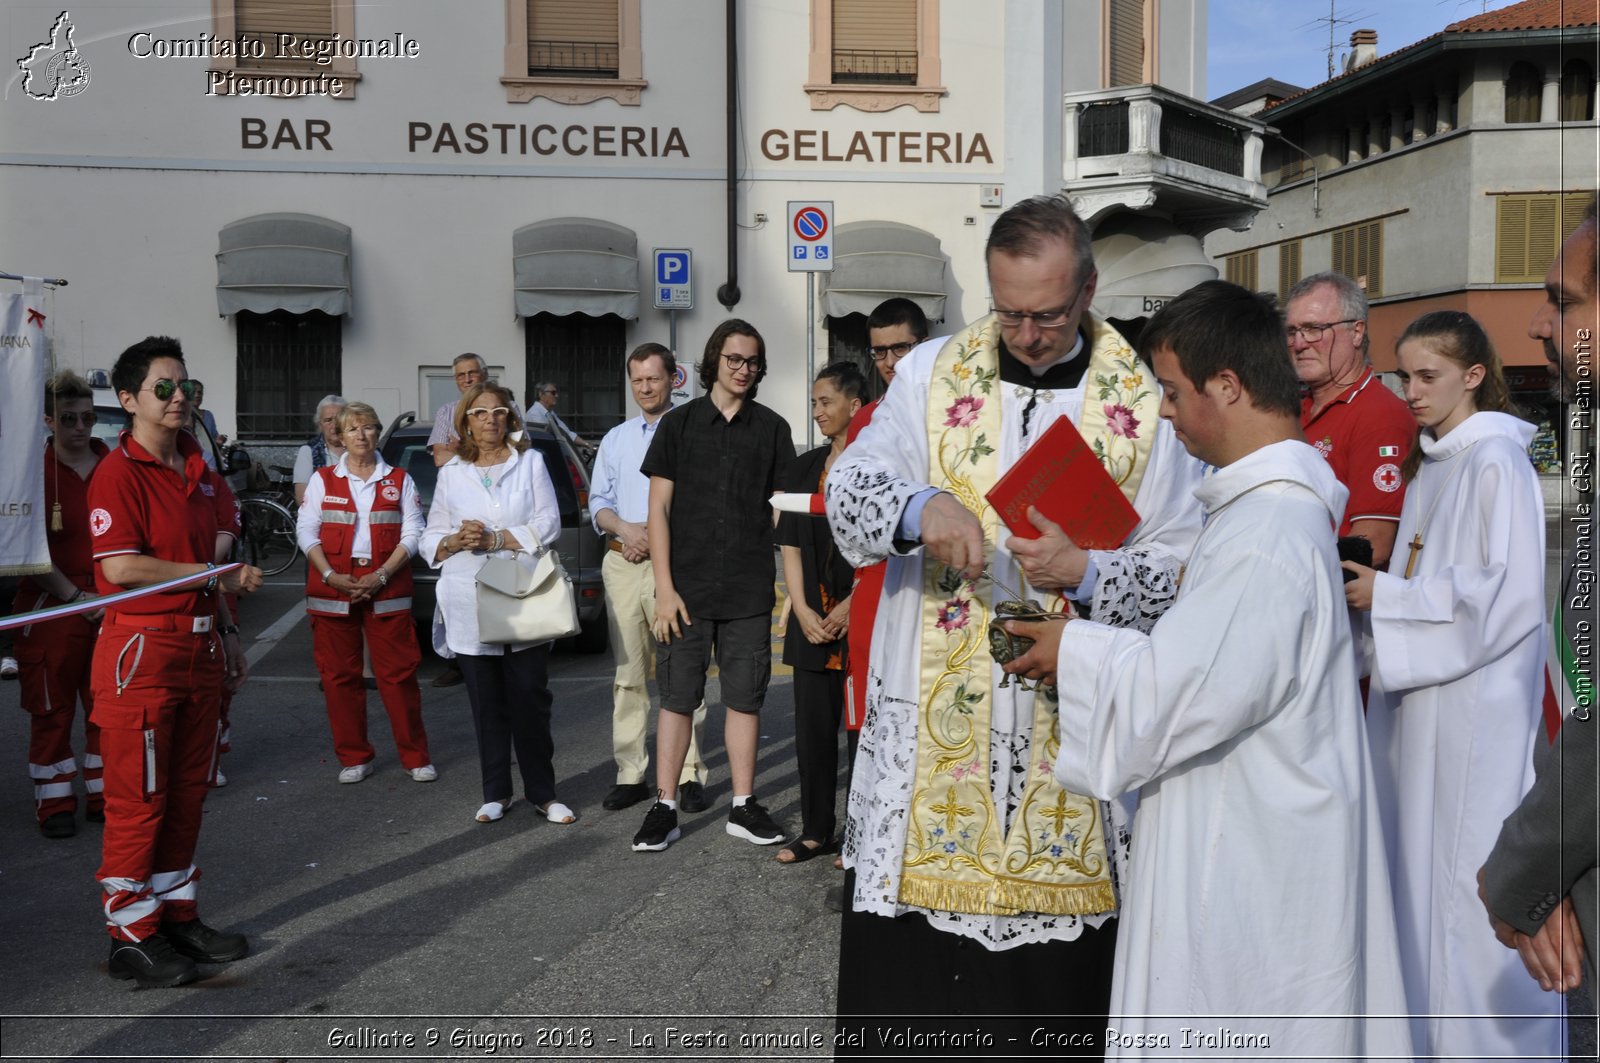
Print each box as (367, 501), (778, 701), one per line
(310, 607), (430, 769)
(91, 620), (224, 941)
(15, 609), (102, 822)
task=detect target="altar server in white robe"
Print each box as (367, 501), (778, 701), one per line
(825, 195), (1204, 1047)
(1006, 281), (1411, 1059)
(1344, 310), (1560, 1060)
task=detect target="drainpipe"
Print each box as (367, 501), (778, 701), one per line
(716, 0), (741, 308)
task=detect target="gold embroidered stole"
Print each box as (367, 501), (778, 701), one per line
(899, 313), (1158, 916)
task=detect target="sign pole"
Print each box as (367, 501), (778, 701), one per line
(669, 309), (677, 358)
(806, 273), (816, 449)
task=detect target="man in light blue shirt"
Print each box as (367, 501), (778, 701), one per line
(589, 344), (708, 812)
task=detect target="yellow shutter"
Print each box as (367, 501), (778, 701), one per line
(1278, 241), (1302, 302)
(1331, 228), (1351, 279)
(528, 0), (619, 44)
(1225, 251), (1257, 290)
(1358, 220), (1383, 297)
(1563, 191), (1590, 240)
(1108, 0), (1145, 86)
(1497, 194), (1587, 284)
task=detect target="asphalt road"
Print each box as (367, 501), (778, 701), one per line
(0, 573), (848, 1061)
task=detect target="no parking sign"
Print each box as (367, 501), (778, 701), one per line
(786, 201), (834, 273)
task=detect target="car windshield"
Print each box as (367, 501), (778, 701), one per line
(383, 433), (581, 527)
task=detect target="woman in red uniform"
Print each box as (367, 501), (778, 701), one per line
(89, 336), (262, 988)
(12, 371), (107, 838)
(297, 401), (433, 784)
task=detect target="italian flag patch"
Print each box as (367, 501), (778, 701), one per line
(1378, 445), (1399, 457)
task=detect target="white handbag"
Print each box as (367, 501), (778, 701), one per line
(474, 549), (580, 644)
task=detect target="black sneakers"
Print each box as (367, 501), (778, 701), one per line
(677, 781), (709, 813)
(726, 800), (784, 845)
(631, 801), (681, 852)
(161, 918), (249, 963)
(108, 934), (200, 988)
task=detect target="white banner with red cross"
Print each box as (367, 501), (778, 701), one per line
(0, 278), (51, 576)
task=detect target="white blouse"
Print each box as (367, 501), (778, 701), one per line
(295, 454), (424, 560)
(421, 447), (561, 656)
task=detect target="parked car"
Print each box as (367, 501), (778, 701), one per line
(90, 384), (253, 497)
(378, 411), (608, 653)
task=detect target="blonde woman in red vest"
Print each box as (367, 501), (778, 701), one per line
(296, 401), (435, 785)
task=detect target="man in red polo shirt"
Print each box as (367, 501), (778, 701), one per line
(89, 336), (262, 988)
(1286, 272), (1416, 568)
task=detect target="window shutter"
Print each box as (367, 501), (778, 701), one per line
(1225, 251), (1257, 291)
(529, 0), (619, 44)
(1108, 0), (1145, 87)
(1563, 191), (1590, 240)
(1331, 228), (1351, 279)
(832, 0), (917, 83)
(1358, 220), (1383, 296)
(235, 0), (333, 40)
(1277, 241), (1302, 302)
(1496, 197), (1530, 282)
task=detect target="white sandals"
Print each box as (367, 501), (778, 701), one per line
(475, 797), (514, 823)
(538, 801), (577, 825)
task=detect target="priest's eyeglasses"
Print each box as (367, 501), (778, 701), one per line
(1285, 319), (1360, 343)
(467, 406), (511, 420)
(722, 354), (763, 371)
(142, 379), (200, 403)
(869, 341), (917, 360)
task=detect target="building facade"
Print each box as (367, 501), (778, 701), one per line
(1208, 0), (1600, 471)
(4, 0), (1236, 447)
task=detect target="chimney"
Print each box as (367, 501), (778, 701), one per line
(1344, 29), (1378, 74)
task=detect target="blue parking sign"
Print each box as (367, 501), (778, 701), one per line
(793, 246), (807, 259)
(652, 248), (693, 309)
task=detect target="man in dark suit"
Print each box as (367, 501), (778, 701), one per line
(1480, 195), (1599, 996)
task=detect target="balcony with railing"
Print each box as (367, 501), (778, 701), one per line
(528, 39), (620, 79)
(832, 48), (917, 85)
(1063, 84), (1269, 236)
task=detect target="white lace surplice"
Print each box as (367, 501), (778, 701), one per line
(825, 337), (1204, 949)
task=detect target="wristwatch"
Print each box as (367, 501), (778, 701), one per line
(219, 624), (240, 637)
(321, 567), (336, 581)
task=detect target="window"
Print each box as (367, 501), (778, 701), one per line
(1505, 61), (1542, 123)
(1331, 220), (1383, 297)
(235, 311), (342, 441)
(833, 0), (917, 84)
(210, 0), (359, 98)
(1224, 251), (1258, 291)
(825, 314), (888, 402)
(806, 0), (944, 112)
(1561, 59), (1595, 122)
(524, 313), (626, 438)
(503, 0), (644, 104)
(1495, 193), (1592, 283)
(1277, 241), (1302, 303)
(1106, 0), (1148, 87)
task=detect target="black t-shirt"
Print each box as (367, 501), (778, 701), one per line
(641, 395), (795, 619)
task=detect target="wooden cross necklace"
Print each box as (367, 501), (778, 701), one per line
(1401, 442), (1478, 579)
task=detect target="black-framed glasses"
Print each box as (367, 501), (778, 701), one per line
(1285, 319), (1360, 343)
(142, 379), (199, 403)
(53, 411), (98, 427)
(991, 274), (1092, 329)
(868, 341), (917, 360)
(722, 354), (762, 371)
(467, 406), (511, 420)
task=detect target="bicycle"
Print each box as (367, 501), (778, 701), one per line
(238, 464), (302, 577)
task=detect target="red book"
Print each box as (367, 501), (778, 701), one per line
(984, 417), (1141, 549)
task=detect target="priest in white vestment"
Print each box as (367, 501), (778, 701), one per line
(1346, 309), (1561, 1060)
(1005, 281), (1412, 1059)
(825, 196), (1203, 1048)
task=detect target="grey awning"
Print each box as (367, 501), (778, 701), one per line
(1089, 215), (1218, 321)
(513, 218), (640, 319)
(819, 221), (947, 320)
(216, 213), (352, 316)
